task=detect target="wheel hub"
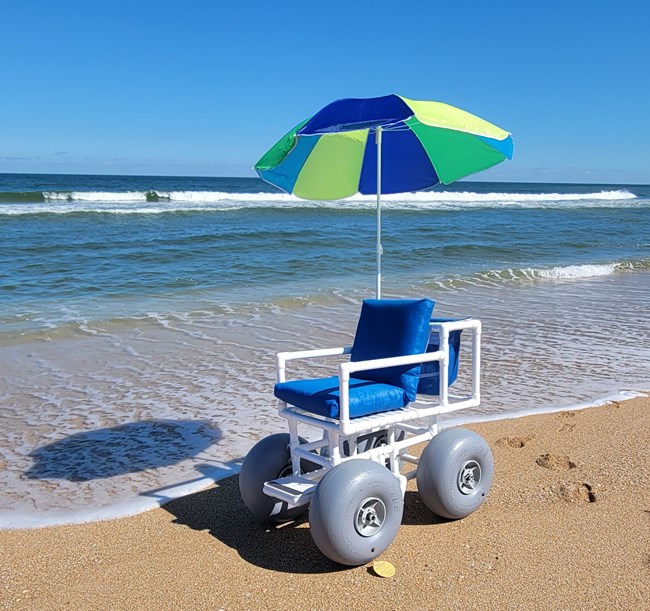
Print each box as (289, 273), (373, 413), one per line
(458, 460), (481, 494)
(355, 497), (387, 537)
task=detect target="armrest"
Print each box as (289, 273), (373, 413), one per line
(277, 346), (352, 383)
(335, 349), (445, 429)
(340, 349), (444, 379)
(429, 317), (481, 334)
(429, 317), (482, 406)
(278, 346), (352, 363)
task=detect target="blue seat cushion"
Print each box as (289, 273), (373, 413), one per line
(275, 375), (409, 419)
(351, 298), (434, 402)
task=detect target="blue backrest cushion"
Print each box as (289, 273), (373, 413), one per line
(350, 298), (434, 402)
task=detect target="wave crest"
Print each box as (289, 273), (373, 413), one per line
(434, 259), (650, 290)
(0, 188), (641, 215)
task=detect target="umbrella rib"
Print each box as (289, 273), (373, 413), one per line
(381, 123), (411, 133)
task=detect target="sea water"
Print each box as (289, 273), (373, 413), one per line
(1, 174), (649, 528)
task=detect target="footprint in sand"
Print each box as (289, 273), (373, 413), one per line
(557, 411), (578, 432)
(560, 482), (597, 503)
(536, 453), (576, 470)
(496, 435), (533, 448)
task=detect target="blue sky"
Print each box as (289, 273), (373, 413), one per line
(1, 1), (649, 183)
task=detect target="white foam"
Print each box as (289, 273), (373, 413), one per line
(441, 390), (648, 429)
(465, 261), (643, 286)
(534, 263), (618, 279)
(44, 191), (149, 202)
(155, 189), (636, 205)
(154, 188), (635, 207)
(0, 189), (640, 216)
(0, 462), (238, 530)
(159, 190), (294, 203)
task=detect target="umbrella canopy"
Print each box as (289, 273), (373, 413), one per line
(255, 94), (513, 296)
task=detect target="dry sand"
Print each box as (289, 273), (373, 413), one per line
(2, 395), (649, 610)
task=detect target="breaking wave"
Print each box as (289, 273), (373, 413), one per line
(0, 188), (641, 215)
(436, 259), (650, 290)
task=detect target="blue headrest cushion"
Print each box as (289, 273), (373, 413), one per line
(350, 298), (434, 402)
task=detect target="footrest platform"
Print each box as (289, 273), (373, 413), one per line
(263, 475), (318, 506)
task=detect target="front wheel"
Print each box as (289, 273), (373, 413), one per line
(309, 459), (404, 566)
(416, 427), (493, 520)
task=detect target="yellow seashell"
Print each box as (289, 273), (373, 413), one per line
(372, 560), (396, 578)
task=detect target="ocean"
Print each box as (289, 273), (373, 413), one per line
(1, 173), (649, 529)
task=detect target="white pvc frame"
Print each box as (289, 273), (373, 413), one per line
(263, 318), (481, 507)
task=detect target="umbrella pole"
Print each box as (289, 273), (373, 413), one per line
(376, 126), (383, 299)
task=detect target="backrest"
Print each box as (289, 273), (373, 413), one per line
(350, 298), (434, 402)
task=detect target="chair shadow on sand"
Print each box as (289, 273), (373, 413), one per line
(24, 419), (222, 481)
(162, 465), (449, 574)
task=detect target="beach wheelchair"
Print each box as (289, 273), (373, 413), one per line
(239, 298), (493, 566)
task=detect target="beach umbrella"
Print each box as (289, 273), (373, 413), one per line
(254, 94), (513, 298)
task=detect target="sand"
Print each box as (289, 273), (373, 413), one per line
(2, 395), (649, 610)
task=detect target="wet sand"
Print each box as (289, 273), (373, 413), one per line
(2, 395), (649, 610)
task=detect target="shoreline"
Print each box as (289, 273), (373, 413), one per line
(1, 389), (646, 532)
(2, 393), (649, 609)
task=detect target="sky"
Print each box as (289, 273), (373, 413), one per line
(1, 0), (649, 184)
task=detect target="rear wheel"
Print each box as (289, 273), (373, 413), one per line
(239, 433), (314, 523)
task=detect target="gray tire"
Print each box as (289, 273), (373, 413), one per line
(416, 427), (493, 520)
(239, 433), (313, 523)
(309, 459), (404, 566)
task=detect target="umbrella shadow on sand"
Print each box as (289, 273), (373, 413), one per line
(162, 467), (449, 574)
(24, 419), (222, 481)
